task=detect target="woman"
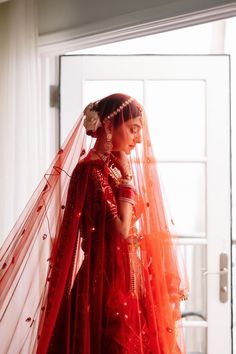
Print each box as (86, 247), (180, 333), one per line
(0, 93), (188, 354)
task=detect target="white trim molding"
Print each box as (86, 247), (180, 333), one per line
(38, 2), (236, 56)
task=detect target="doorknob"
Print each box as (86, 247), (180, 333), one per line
(219, 253), (228, 303)
(202, 253), (228, 303)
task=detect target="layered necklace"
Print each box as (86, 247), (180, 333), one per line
(91, 148), (122, 184)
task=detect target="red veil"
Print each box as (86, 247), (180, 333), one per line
(0, 94), (189, 354)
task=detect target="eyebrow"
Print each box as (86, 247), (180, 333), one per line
(132, 123), (142, 129)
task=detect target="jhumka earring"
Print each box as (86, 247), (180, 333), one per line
(104, 121), (113, 153)
(104, 131), (113, 153)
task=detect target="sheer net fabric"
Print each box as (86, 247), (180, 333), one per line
(0, 96), (189, 354)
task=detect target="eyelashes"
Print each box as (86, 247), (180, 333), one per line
(130, 127), (139, 134)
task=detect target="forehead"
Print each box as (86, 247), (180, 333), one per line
(126, 116), (143, 128)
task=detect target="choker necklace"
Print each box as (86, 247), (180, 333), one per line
(92, 148), (122, 183)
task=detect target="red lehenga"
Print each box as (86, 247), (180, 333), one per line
(0, 110), (189, 354)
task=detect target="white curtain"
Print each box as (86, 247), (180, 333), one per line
(0, 0), (41, 245)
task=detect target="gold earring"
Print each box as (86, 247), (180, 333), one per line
(103, 120), (113, 153)
(104, 130), (113, 153)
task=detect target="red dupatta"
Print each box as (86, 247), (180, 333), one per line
(0, 101), (189, 354)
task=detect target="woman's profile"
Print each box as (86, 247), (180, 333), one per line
(0, 93), (189, 354)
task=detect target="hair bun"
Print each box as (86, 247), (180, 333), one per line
(83, 103), (102, 134)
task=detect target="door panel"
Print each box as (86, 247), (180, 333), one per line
(60, 54), (231, 354)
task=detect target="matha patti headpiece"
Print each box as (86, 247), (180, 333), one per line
(103, 97), (135, 122)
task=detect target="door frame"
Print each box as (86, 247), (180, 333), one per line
(38, 3), (236, 56)
(38, 8), (234, 352)
(59, 54), (232, 353)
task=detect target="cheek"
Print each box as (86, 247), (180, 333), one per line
(113, 127), (127, 145)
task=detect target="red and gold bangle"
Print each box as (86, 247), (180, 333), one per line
(118, 182), (136, 206)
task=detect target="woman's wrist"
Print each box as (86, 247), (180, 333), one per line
(120, 166), (135, 189)
(119, 177), (135, 188)
(118, 181), (136, 206)
(121, 171), (133, 182)
(120, 176), (133, 185)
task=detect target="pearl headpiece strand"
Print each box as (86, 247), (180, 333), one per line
(103, 97), (135, 122)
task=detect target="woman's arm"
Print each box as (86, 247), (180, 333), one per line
(90, 152), (135, 239)
(113, 199), (133, 238)
(110, 151), (135, 238)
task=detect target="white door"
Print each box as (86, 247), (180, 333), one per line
(60, 55), (231, 354)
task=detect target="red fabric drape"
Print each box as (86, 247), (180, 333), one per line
(0, 100), (189, 354)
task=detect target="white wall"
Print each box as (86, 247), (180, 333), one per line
(0, 0), (41, 244)
(38, 0), (236, 35)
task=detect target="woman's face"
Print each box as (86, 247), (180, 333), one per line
(112, 116), (143, 154)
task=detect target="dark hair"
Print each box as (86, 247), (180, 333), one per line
(94, 93), (142, 128)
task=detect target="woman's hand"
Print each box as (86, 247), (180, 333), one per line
(111, 151), (131, 178)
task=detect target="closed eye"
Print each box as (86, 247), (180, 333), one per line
(130, 125), (141, 134)
(130, 128), (138, 134)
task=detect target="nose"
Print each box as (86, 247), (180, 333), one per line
(135, 131), (142, 144)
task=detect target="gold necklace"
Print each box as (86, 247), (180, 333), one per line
(92, 148), (122, 184)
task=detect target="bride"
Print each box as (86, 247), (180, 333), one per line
(0, 93), (189, 354)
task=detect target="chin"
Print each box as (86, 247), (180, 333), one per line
(118, 147), (130, 154)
